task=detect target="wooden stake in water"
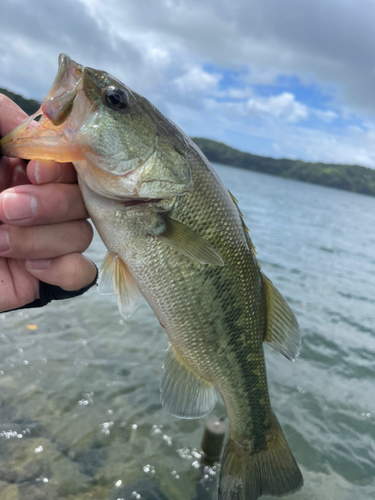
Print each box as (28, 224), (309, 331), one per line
(200, 418), (227, 465)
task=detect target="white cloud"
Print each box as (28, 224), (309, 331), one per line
(227, 88), (253, 99)
(245, 93), (309, 123)
(2, 0), (375, 166)
(202, 92), (309, 124)
(244, 66), (281, 86)
(166, 95), (375, 168)
(145, 47), (171, 68)
(173, 67), (221, 93)
(313, 109), (338, 123)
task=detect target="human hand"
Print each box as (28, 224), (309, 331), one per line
(0, 95), (97, 312)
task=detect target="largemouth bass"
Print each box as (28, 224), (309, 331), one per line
(0, 54), (303, 500)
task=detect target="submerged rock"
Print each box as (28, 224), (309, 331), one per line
(0, 481), (18, 500)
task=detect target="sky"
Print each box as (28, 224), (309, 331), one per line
(2, 0), (375, 167)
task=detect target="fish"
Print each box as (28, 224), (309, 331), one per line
(0, 54), (303, 500)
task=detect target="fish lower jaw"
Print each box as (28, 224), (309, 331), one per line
(0, 111), (80, 162)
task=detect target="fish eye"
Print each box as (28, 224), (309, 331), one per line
(104, 87), (129, 110)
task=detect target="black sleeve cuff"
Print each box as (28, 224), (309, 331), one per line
(5, 263), (98, 312)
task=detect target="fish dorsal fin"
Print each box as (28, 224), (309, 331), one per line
(98, 251), (115, 294)
(160, 345), (217, 418)
(262, 273), (301, 361)
(98, 251), (139, 318)
(228, 190), (257, 255)
(156, 215), (224, 266)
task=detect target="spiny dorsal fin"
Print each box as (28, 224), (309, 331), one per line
(98, 251), (139, 318)
(228, 190), (238, 204)
(160, 344), (217, 418)
(156, 214), (224, 266)
(228, 190), (257, 255)
(262, 273), (301, 361)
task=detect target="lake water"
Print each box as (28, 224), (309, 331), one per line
(0, 163), (374, 500)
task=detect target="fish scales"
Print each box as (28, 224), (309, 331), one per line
(0, 54), (303, 500)
(88, 145), (271, 438)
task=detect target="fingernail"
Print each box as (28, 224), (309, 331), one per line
(3, 193), (38, 221)
(34, 161), (42, 184)
(0, 229), (10, 252)
(26, 259), (50, 270)
(35, 160), (61, 184)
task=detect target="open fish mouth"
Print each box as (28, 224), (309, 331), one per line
(1, 53), (193, 201)
(0, 54), (154, 180)
(40, 54), (83, 127)
(48, 54), (83, 98)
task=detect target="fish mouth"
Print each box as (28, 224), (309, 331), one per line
(49, 54), (83, 97)
(0, 54), (84, 162)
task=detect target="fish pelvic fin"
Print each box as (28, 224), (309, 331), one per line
(262, 273), (301, 361)
(98, 252), (139, 318)
(113, 256), (139, 318)
(219, 412), (303, 500)
(160, 344), (217, 418)
(98, 251), (115, 294)
(155, 214), (224, 266)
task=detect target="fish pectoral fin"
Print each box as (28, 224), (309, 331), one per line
(98, 251), (115, 294)
(262, 273), (301, 361)
(99, 253), (139, 318)
(155, 215), (224, 266)
(160, 345), (217, 418)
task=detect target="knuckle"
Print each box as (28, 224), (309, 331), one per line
(28, 229), (39, 254)
(7, 226), (37, 257)
(72, 219), (94, 251)
(61, 254), (86, 290)
(53, 185), (71, 218)
(37, 183), (73, 221)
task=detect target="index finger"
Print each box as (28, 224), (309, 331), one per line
(0, 95), (30, 137)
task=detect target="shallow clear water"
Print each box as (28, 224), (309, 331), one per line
(0, 163), (374, 499)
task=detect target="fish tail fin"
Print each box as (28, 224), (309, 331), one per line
(219, 412), (303, 500)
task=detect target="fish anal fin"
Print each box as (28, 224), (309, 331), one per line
(160, 345), (217, 419)
(262, 273), (301, 361)
(98, 251), (115, 295)
(114, 256), (139, 319)
(156, 214), (224, 266)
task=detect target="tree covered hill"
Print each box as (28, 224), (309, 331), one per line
(192, 138), (375, 197)
(1, 87), (374, 197)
